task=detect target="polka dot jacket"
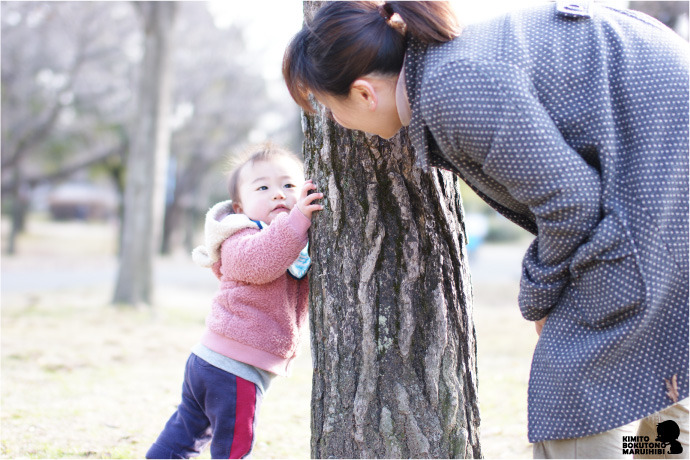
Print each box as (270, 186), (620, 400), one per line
(403, 3), (689, 442)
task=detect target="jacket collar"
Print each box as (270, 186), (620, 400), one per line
(403, 38), (432, 172)
(395, 62), (412, 128)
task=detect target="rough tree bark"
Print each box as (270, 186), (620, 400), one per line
(302, 6), (481, 458)
(113, 1), (176, 306)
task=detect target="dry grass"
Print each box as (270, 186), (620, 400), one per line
(1, 217), (536, 459)
(473, 281), (537, 459)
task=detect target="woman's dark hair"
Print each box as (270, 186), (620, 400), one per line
(283, 1), (461, 112)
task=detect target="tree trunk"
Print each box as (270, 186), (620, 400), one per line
(6, 166), (29, 255)
(113, 1), (176, 306)
(160, 152), (212, 255)
(305, 111), (482, 459)
(302, 7), (481, 456)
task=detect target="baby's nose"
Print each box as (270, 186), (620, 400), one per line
(274, 189), (286, 199)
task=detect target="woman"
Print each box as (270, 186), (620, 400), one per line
(283, 1), (688, 458)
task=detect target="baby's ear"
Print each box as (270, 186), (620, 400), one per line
(232, 201), (242, 214)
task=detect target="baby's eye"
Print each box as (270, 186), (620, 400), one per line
(284, 183), (296, 189)
(257, 186), (268, 191)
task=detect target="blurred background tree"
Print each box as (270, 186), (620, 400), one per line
(629, 1), (689, 37)
(1, 1), (300, 306)
(160, 3), (273, 255)
(2, 0), (686, 301)
(112, 1), (177, 307)
(2, 2), (136, 254)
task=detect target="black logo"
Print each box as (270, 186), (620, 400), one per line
(621, 420), (684, 455)
(656, 420), (683, 454)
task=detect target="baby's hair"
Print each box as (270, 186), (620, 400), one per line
(226, 142), (304, 205)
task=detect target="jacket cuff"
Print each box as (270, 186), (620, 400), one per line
(519, 275), (567, 320)
(518, 240), (569, 321)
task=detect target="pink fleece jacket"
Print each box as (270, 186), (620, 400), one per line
(194, 202), (311, 376)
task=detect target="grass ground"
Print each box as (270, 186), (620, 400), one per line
(1, 217), (536, 459)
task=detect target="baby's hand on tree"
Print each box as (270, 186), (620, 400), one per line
(297, 180), (324, 220)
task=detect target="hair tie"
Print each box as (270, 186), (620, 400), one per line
(377, 2), (407, 36)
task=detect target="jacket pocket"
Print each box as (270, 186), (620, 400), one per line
(568, 213), (645, 328)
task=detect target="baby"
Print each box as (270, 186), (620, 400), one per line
(146, 143), (323, 459)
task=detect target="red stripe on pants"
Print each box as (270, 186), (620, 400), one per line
(229, 377), (256, 459)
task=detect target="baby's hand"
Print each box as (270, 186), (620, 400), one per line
(297, 180), (324, 220)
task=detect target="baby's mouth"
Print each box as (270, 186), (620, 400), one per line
(272, 204), (289, 212)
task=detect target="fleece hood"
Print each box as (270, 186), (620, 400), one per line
(191, 200), (259, 267)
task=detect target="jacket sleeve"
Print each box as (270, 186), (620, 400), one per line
(219, 207), (311, 285)
(423, 60), (602, 320)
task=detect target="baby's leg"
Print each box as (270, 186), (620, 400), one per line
(205, 374), (262, 459)
(146, 354), (212, 458)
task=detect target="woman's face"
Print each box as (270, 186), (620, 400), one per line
(315, 77), (403, 139)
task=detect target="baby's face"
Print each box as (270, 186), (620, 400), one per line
(232, 158), (304, 224)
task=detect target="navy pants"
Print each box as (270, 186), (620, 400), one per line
(146, 354), (261, 459)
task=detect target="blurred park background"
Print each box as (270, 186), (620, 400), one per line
(2, 1), (687, 458)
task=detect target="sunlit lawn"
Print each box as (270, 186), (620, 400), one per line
(1, 217), (536, 459)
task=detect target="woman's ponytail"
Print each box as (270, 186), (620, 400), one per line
(385, 2), (461, 44)
(283, 1), (461, 113)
